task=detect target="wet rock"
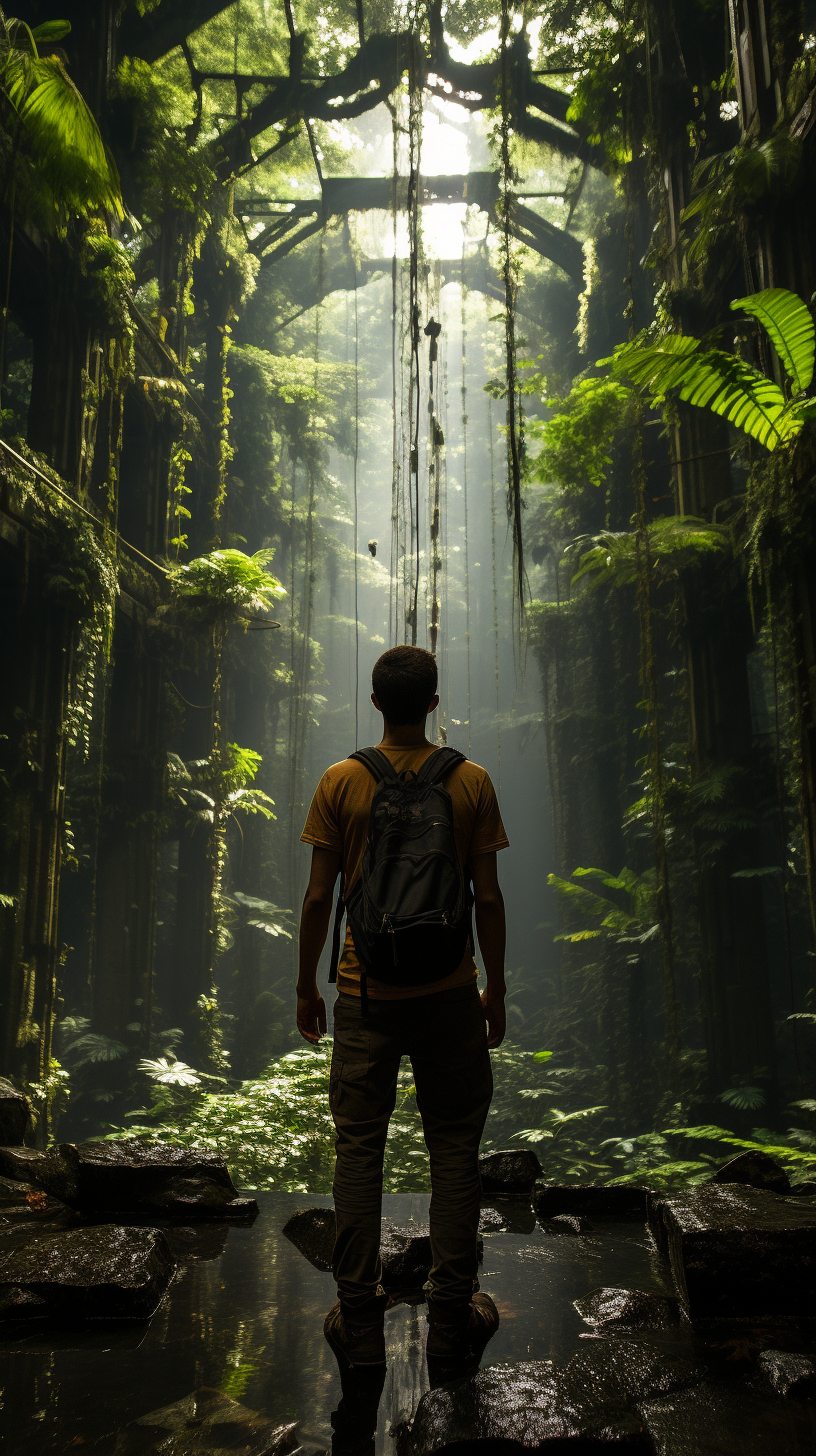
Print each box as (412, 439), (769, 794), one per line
(0, 1080), (30, 1145)
(282, 1208), (483, 1292)
(477, 1207), (507, 1233)
(641, 1380), (816, 1455)
(478, 1149), (542, 1195)
(110, 1387), (300, 1455)
(535, 1183), (648, 1220)
(0, 1146), (47, 1184)
(756, 1349), (816, 1399)
(0, 1223), (175, 1320)
(282, 1206), (334, 1271)
(657, 1184), (816, 1317)
(0, 1179), (72, 1228)
(380, 1224), (435, 1291)
(0, 1140), (257, 1221)
(710, 1152), (791, 1195)
(480, 1196), (537, 1234)
(400, 1340), (706, 1454)
(544, 1213), (594, 1236)
(161, 1222), (230, 1264)
(575, 1287), (683, 1331)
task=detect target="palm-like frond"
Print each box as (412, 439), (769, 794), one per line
(167, 549), (286, 619)
(731, 288), (815, 394)
(604, 288), (816, 453)
(548, 866), (657, 943)
(608, 335), (792, 450)
(571, 517), (729, 589)
(2, 17), (122, 219)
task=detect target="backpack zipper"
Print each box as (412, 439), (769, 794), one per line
(381, 914), (398, 965)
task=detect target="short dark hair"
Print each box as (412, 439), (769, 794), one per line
(372, 646), (438, 726)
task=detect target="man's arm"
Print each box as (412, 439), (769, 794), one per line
(296, 845), (341, 1043)
(471, 851), (506, 1048)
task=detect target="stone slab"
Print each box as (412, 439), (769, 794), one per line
(575, 1287), (683, 1331)
(282, 1207), (483, 1291)
(641, 1380), (816, 1455)
(0, 1080), (30, 1146)
(535, 1183), (648, 1220)
(110, 1388), (300, 1455)
(0, 1141), (257, 1221)
(400, 1339), (706, 1454)
(0, 1223), (175, 1320)
(657, 1184), (816, 1317)
(478, 1149), (542, 1195)
(755, 1349), (816, 1399)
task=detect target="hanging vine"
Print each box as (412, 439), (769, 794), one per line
(498, 0), (526, 618)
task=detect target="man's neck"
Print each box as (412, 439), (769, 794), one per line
(378, 722), (433, 750)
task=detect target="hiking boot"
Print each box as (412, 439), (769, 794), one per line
(324, 1290), (388, 1369)
(426, 1291), (499, 1385)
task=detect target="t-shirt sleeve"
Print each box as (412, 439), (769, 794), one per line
(301, 770), (342, 852)
(469, 772), (510, 856)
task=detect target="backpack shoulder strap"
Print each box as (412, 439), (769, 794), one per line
(416, 747), (467, 787)
(328, 872), (345, 985)
(349, 747), (399, 783)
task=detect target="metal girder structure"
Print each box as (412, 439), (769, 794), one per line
(247, 172), (585, 283)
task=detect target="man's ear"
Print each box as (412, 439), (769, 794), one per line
(371, 693), (382, 712)
(428, 694), (440, 714)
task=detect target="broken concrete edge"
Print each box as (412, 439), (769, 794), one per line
(0, 1224), (178, 1322)
(120, 1389), (303, 1454)
(535, 1181), (650, 1220)
(0, 1141), (259, 1222)
(0, 1079), (32, 1146)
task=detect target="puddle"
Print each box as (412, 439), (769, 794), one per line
(0, 1191), (674, 1454)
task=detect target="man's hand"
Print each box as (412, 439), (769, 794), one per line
(481, 987), (506, 1049)
(297, 987), (327, 1045)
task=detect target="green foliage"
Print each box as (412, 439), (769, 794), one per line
(526, 377), (634, 493)
(0, 13), (123, 221)
(570, 517), (730, 590)
(114, 1042), (611, 1192)
(601, 1132), (716, 1190)
(166, 548), (286, 622)
(605, 289), (816, 452)
(229, 892), (295, 941)
(138, 1058), (201, 1087)
(671, 1123), (816, 1174)
(717, 1085), (767, 1111)
(682, 135), (803, 274)
(548, 866), (658, 946)
(60, 1016), (126, 1068)
(168, 744), (276, 830)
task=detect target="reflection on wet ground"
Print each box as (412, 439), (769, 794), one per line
(0, 1191), (674, 1454)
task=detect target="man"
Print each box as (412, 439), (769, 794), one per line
(297, 645), (509, 1379)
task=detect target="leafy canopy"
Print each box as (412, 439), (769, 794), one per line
(0, 13), (123, 221)
(603, 289), (816, 453)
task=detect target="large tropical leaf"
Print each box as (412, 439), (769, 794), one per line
(731, 288), (815, 394)
(607, 335), (793, 451)
(2, 24), (122, 220)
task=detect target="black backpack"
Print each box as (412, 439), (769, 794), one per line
(328, 746), (473, 1008)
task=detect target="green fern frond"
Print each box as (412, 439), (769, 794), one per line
(732, 288), (815, 394)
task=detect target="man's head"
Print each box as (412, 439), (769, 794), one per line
(371, 646), (439, 726)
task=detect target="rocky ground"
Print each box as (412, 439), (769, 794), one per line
(2, 1074), (816, 1453)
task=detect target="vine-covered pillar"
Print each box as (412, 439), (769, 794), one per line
(678, 425), (777, 1094)
(90, 608), (167, 1053)
(190, 229), (238, 552)
(0, 554), (75, 1140)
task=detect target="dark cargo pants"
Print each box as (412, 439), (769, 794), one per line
(329, 982), (493, 1316)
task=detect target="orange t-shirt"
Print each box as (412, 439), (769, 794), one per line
(301, 744), (509, 999)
